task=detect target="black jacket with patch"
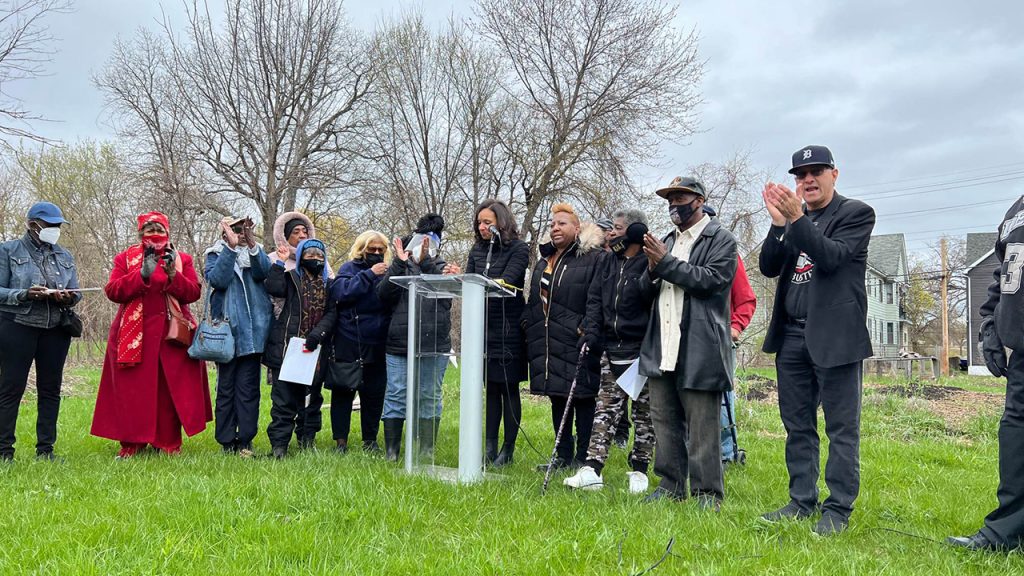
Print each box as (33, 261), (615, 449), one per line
(981, 195), (1024, 352)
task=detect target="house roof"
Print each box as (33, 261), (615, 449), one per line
(867, 233), (906, 279)
(965, 232), (998, 272)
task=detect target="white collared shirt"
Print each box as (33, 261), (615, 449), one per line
(658, 214), (710, 371)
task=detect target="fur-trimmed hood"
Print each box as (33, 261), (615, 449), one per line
(273, 211), (316, 262)
(538, 222), (605, 256)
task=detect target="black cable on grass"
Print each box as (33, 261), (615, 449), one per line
(630, 537), (675, 576)
(870, 527), (943, 545)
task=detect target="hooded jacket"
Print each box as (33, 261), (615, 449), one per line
(262, 240), (337, 371)
(592, 249), (658, 360)
(271, 211), (334, 319)
(524, 223), (604, 398)
(638, 218), (737, 392)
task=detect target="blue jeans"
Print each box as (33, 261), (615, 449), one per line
(383, 354), (447, 420)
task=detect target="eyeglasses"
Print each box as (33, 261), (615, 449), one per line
(365, 247), (386, 254)
(793, 166), (829, 180)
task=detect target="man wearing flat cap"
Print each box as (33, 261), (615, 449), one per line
(759, 145), (875, 535)
(637, 176), (737, 510)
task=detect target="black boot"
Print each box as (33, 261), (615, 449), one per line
(485, 438), (499, 464)
(418, 418), (440, 458)
(493, 441), (515, 467)
(383, 418), (403, 462)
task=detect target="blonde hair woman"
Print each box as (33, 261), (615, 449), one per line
(327, 230), (392, 453)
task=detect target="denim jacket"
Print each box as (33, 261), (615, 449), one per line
(0, 233), (81, 328)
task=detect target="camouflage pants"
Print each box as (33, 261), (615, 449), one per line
(586, 354), (654, 471)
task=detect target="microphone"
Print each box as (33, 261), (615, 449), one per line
(487, 225), (501, 242)
(485, 226), (500, 276)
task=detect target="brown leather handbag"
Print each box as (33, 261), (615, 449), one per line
(165, 294), (195, 347)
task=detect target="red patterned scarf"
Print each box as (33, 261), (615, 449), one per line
(115, 242), (183, 365)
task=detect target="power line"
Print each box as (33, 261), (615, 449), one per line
(843, 160), (1024, 190)
(876, 197), (1016, 220)
(855, 173), (1024, 201)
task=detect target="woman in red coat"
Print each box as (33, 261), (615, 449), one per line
(91, 212), (212, 458)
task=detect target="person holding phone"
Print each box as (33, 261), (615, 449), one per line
(92, 211), (212, 458)
(0, 202), (80, 462)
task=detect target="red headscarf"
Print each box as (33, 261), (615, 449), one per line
(137, 211), (170, 232)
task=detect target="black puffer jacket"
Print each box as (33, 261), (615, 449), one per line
(524, 223), (604, 398)
(592, 250), (658, 360)
(262, 263), (337, 371)
(465, 238), (530, 384)
(377, 256), (452, 356)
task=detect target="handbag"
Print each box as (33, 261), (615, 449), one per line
(165, 294), (195, 347)
(325, 312), (363, 392)
(188, 289), (235, 364)
(59, 307), (83, 338)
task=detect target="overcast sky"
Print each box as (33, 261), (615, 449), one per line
(6, 0), (1022, 258)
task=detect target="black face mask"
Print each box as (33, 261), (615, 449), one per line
(669, 200), (699, 227)
(539, 242), (556, 258)
(300, 259), (324, 275)
(609, 235), (629, 256)
(364, 253), (384, 266)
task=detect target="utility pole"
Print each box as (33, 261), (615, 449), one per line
(940, 238), (950, 377)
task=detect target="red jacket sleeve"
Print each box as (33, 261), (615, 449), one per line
(730, 255), (757, 333)
(104, 251), (149, 304)
(165, 252), (202, 305)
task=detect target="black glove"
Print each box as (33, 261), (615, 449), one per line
(981, 319), (1008, 378)
(161, 247), (177, 267)
(141, 247), (158, 281)
(304, 334), (322, 351)
(577, 332), (599, 354)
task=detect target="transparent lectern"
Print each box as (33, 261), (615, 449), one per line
(388, 273), (514, 483)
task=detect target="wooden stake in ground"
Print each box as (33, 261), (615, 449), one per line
(940, 238), (950, 377)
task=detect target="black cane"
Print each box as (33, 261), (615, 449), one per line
(541, 343), (589, 495)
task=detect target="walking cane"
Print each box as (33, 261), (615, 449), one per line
(541, 343), (589, 495)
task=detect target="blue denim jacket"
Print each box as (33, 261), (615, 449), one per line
(204, 242), (273, 358)
(0, 234), (81, 328)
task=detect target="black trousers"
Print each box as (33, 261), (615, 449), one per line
(649, 374), (723, 499)
(214, 353), (262, 448)
(330, 359), (387, 443)
(0, 319), (71, 456)
(267, 370), (323, 448)
(776, 324), (862, 518)
(981, 350), (1024, 547)
(485, 380), (522, 446)
(549, 395), (596, 463)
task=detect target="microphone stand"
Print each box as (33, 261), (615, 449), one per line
(484, 232), (498, 277)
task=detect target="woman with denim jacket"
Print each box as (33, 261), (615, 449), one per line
(0, 202), (80, 462)
(203, 216), (273, 458)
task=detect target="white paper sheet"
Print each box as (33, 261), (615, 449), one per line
(616, 359), (647, 401)
(279, 337), (320, 386)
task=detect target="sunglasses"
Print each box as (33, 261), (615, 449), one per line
(792, 166), (830, 180)
(231, 225), (244, 234)
(365, 247), (386, 254)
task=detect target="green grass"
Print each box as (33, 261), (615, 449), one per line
(0, 366), (1020, 574)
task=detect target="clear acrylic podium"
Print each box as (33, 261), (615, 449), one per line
(389, 273), (514, 483)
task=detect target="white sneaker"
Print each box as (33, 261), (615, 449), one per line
(563, 466), (604, 490)
(626, 471), (649, 494)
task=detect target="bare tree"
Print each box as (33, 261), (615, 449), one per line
(475, 0), (703, 244)
(0, 0), (70, 142)
(97, 0), (373, 244)
(689, 150), (771, 254)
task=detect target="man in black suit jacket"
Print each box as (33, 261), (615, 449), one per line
(758, 145), (875, 536)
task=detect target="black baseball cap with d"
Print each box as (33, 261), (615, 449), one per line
(656, 176), (706, 199)
(789, 145), (835, 174)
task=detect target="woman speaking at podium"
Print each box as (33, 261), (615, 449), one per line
(464, 199), (530, 467)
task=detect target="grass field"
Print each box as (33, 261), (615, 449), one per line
(1, 364), (1021, 575)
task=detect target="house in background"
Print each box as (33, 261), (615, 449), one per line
(865, 234), (909, 357)
(964, 232), (1000, 371)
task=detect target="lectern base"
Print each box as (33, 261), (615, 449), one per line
(415, 464), (507, 485)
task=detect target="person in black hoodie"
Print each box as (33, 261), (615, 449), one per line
(564, 209), (658, 492)
(326, 230), (391, 454)
(524, 203), (604, 471)
(948, 197), (1024, 551)
(464, 199), (530, 467)
(263, 239), (337, 458)
(377, 214), (460, 462)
